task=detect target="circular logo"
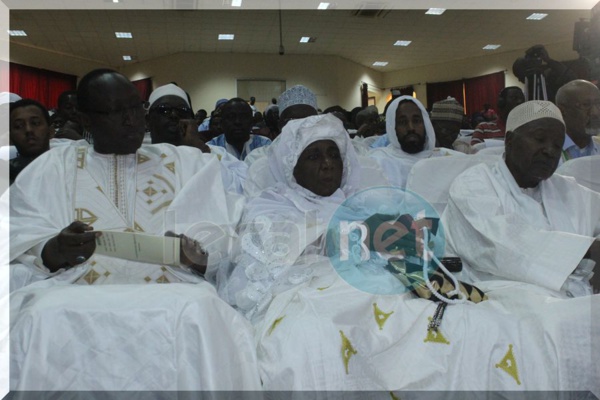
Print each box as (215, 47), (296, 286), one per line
(326, 186), (446, 295)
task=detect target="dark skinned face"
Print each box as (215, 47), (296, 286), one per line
(147, 95), (193, 146)
(293, 139), (343, 197)
(395, 101), (426, 154)
(84, 74), (146, 155)
(505, 118), (565, 188)
(10, 105), (51, 157)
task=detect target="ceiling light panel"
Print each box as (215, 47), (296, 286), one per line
(218, 34), (235, 40)
(482, 44), (501, 50)
(372, 61), (388, 66)
(394, 40), (411, 46)
(8, 30), (27, 36)
(318, 2), (330, 10)
(526, 13), (548, 20)
(115, 32), (132, 38)
(425, 8), (445, 15)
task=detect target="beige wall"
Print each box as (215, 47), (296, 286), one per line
(121, 51), (384, 113)
(10, 40), (580, 113)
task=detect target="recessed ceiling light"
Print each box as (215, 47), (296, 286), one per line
(394, 40), (412, 47)
(373, 61), (388, 67)
(300, 37), (310, 43)
(318, 2), (330, 10)
(8, 30), (27, 36)
(425, 8), (445, 15)
(115, 32), (132, 38)
(483, 44), (501, 50)
(231, 0), (242, 7)
(526, 13), (548, 20)
(123, 55), (132, 61)
(113, 0), (119, 3)
(218, 34), (235, 40)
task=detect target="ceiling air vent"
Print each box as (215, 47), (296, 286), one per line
(352, 3), (390, 18)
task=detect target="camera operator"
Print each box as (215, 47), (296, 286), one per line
(513, 44), (577, 102)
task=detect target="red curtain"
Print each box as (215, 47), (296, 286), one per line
(132, 78), (152, 102)
(9, 63), (77, 110)
(426, 79), (464, 111)
(463, 71), (505, 116)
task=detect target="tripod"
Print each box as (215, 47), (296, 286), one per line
(524, 72), (548, 101)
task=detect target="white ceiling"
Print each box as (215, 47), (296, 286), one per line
(5, 1), (595, 72)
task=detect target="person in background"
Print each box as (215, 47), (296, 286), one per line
(369, 96), (463, 188)
(9, 99), (52, 184)
(470, 87), (525, 146)
(444, 100), (600, 297)
(430, 97), (465, 150)
(207, 97), (271, 161)
(555, 79), (600, 162)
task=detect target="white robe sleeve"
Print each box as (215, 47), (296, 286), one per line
(443, 165), (595, 292)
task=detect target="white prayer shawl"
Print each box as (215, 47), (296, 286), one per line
(223, 114), (361, 322)
(7, 141), (260, 390)
(443, 159), (600, 293)
(369, 96), (464, 188)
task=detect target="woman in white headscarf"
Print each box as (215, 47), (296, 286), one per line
(369, 96), (463, 188)
(220, 113), (361, 321)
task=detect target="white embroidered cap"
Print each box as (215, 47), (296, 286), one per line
(148, 83), (190, 108)
(506, 100), (564, 133)
(278, 85), (318, 115)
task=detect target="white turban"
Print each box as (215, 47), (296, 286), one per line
(148, 83), (189, 108)
(278, 85), (318, 116)
(506, 100), (565, 133)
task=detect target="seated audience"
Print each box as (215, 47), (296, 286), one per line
(207, 97), (271, 161)
(369, 95), (464, 188)
(222, 111), (598, 392)
(470, 87), (525, 146)
(9, 99), (52, 184)
(555, 79), (600, 162)
(52, 90), (85, 140)
(8, 68), (259, 390)
(430, 96), (465, 151)
(145, 83), (210, 153)
(243, 85), (318, 165)
(198, 98), (227, 132)
(444, 100), (600, 296)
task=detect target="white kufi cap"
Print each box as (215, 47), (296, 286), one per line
(506, 100), (564, 133)
(148, 83), (190, 108)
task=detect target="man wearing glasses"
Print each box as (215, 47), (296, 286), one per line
(146, 83), (211, 152)
(556, 79), (600, 162)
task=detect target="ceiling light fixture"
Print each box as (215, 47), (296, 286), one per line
(373, 61), (388, 66)
(394, 40), (412, 46)
(318, 2), (330, 10)
(526, 13), (548, 20)
(123, 55), (132, 60)
(483, 44), (501, 50)
(115, 32), (132, 38)
(8, 30), (27, 36)
(231, 0), (242, 7)
(218, 34), (235, 40)
(425, 8), (445, 15)
(113, 0), (119, 3)
(300, 37), (310, 43)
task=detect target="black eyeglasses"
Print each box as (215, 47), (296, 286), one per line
(86, 101), (146, 119)
(150, 104), (193, 119)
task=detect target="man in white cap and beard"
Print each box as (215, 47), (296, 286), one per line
(443, 100), (600, 297)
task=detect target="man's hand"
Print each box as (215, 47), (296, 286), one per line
(179, 119), (211, 153)
(41, 221), (101, 272)
(165, 231), (208, 276)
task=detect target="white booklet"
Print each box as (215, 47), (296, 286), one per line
(95, 231), (180, 265)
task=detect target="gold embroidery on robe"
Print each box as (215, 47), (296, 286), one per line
(340, 330), (357, 374)
(268, 316), (286, 336)
(373, 303), (394, 330)
(75, 208), (99, 225)
(495, 344), (521, 385)
(424, 317), (450, 344)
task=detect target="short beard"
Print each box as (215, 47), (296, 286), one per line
(399, 132), (426, 154)
(585, 119), (600, 137)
